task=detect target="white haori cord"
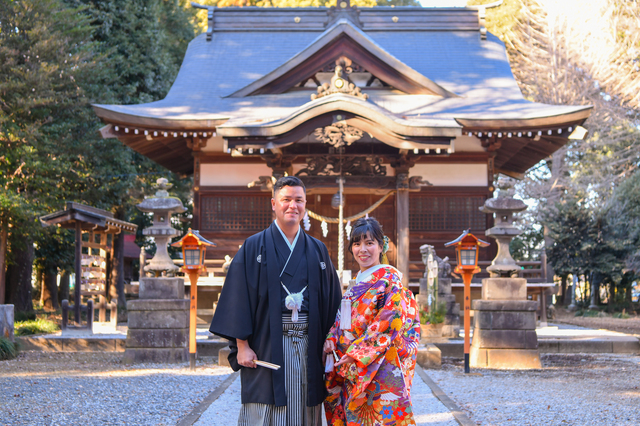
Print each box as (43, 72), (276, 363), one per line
(281, 283), (307, 322)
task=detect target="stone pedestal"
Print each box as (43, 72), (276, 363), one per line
(123, 278), (188, 363)
(1, 305), (14, 342)
(438, 278), (460, 338)
(470, 278), (541, 369)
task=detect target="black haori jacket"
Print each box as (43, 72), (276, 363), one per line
(209, 222), (342, 407)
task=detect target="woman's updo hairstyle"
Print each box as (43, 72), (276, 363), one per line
(348, 217), (385, 262)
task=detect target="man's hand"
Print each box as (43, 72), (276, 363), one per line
(237, 339), (257, 368)
(323, 339), (335, 353)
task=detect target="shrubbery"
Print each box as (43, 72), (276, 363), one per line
(0, 337), (17, 360)
(14, 319), (59, 336)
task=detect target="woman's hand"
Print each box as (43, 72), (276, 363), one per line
(323, 339), (336, 353)
(334, 354), (355, 367)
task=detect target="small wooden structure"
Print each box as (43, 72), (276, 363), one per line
(40, 202), (138, 331)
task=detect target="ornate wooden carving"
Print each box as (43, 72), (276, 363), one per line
(296, 156), (386, 177)
(311, 65), (368, 101)
(480, 136), (502, 152)
(409, 176), (432, 190)
(320, 56), (366, 74)
(248, 176), (276, 192)
(261, 154), (294, 178)
(396, 173), (410, 190)
(187, 137), (208, 151)
(299, 175), (396, 190)
(313, 121), (364, 148)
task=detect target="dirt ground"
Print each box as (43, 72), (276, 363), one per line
(552, 307), (640, 336)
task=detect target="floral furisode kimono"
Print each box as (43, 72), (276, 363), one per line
(324, 264), (421, 426)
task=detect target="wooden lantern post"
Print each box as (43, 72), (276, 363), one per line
(172, 229), (215, 370)
(445, 230), (489, 374)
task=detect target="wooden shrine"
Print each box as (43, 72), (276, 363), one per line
(40, 203), (137, 331)
(92, 3), (591, 284)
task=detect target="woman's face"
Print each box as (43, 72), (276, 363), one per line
(351, 232), (383, 272)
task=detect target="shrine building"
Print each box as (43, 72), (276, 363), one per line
(93, 3), (591, 283)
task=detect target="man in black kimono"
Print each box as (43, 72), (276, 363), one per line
(210, 176), (342, 425)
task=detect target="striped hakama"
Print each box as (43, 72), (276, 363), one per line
(238, 313), (322, 426)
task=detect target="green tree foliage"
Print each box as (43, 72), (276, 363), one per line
(1, 0), (195, 310)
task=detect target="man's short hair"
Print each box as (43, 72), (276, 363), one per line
(273, 176), (306, 196)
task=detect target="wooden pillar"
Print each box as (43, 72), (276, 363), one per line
(193, 152), (201, 230)
(74, 221), (82, 324)
(396, 173), (410, 285)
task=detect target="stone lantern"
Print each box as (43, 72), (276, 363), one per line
(136, 178), (187, 276)
(480, 177), (527, 277)
(470, 177), (541, 369)
(124, 178), (189, 364)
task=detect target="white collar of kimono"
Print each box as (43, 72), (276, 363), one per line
(273, 220), (301, 277)
(355, 264), (387, 284)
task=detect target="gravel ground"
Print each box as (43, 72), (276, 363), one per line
(426, 353), (640, 425)
(0, 352), (231, 426)
(194, 366), (458, 426)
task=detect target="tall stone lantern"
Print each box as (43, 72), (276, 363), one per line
(470, 177), (541, 369)
(136, 178), (187, 276)
(124, 178), (189, 364)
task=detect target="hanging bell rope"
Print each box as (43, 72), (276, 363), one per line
(307, 190), (397, 224)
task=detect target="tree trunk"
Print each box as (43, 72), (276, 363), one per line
(111, 231), (126, 307)
(58, 271), (70, 303)
(560, 274), (568, 306)
(6, 238), (34, 313)
(42, 266), (58, 310)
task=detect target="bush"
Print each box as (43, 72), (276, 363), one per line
(14, 311), (37, 322)
(420, 302), (446, 325)
(0, 337), (17, 360)
(613, 311), (631, 319)
(14, 319), (59, 336)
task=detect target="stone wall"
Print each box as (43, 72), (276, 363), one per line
(1, 305), (15, 342)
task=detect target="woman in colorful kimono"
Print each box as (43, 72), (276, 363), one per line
(323, 217), (421, 426)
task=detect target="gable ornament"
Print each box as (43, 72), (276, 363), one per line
(311, 65), (368, 101)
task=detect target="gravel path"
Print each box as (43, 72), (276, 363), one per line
(194, 366), (458, 426)
(426, 353), (640, 425)
(0, 352), (230, 426)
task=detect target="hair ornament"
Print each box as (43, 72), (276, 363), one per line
(383, 235), (390, 254)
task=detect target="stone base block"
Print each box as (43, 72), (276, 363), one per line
(481, 278), (527, 300)
(126, 328), (187, 348)
(1, 304), (15, 342)
(474, 310), (536, 330)
(472, 329), (538, 349)
(470, 347), (541, 369)
(219, 346), (231, 367)
(437, 278), (452, 295)
(123, 347), (188, 364)
(139, 278), (185, 300)
(416, 344), (441, 369)
(128, 310), (189, 329)
(472, 300), (538, 312)
(127, 299), (189, 312)
(442, 325), (460, 338)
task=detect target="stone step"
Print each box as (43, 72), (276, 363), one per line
(433, 337), (640, 358)
(17, 335), (229, 355)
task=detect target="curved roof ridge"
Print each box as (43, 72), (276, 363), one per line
(228, 18), (458, 99)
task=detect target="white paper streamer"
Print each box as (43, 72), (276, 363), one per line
(340, 298), (351, 330)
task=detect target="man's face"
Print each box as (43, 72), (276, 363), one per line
(272, 185), (306, 228)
